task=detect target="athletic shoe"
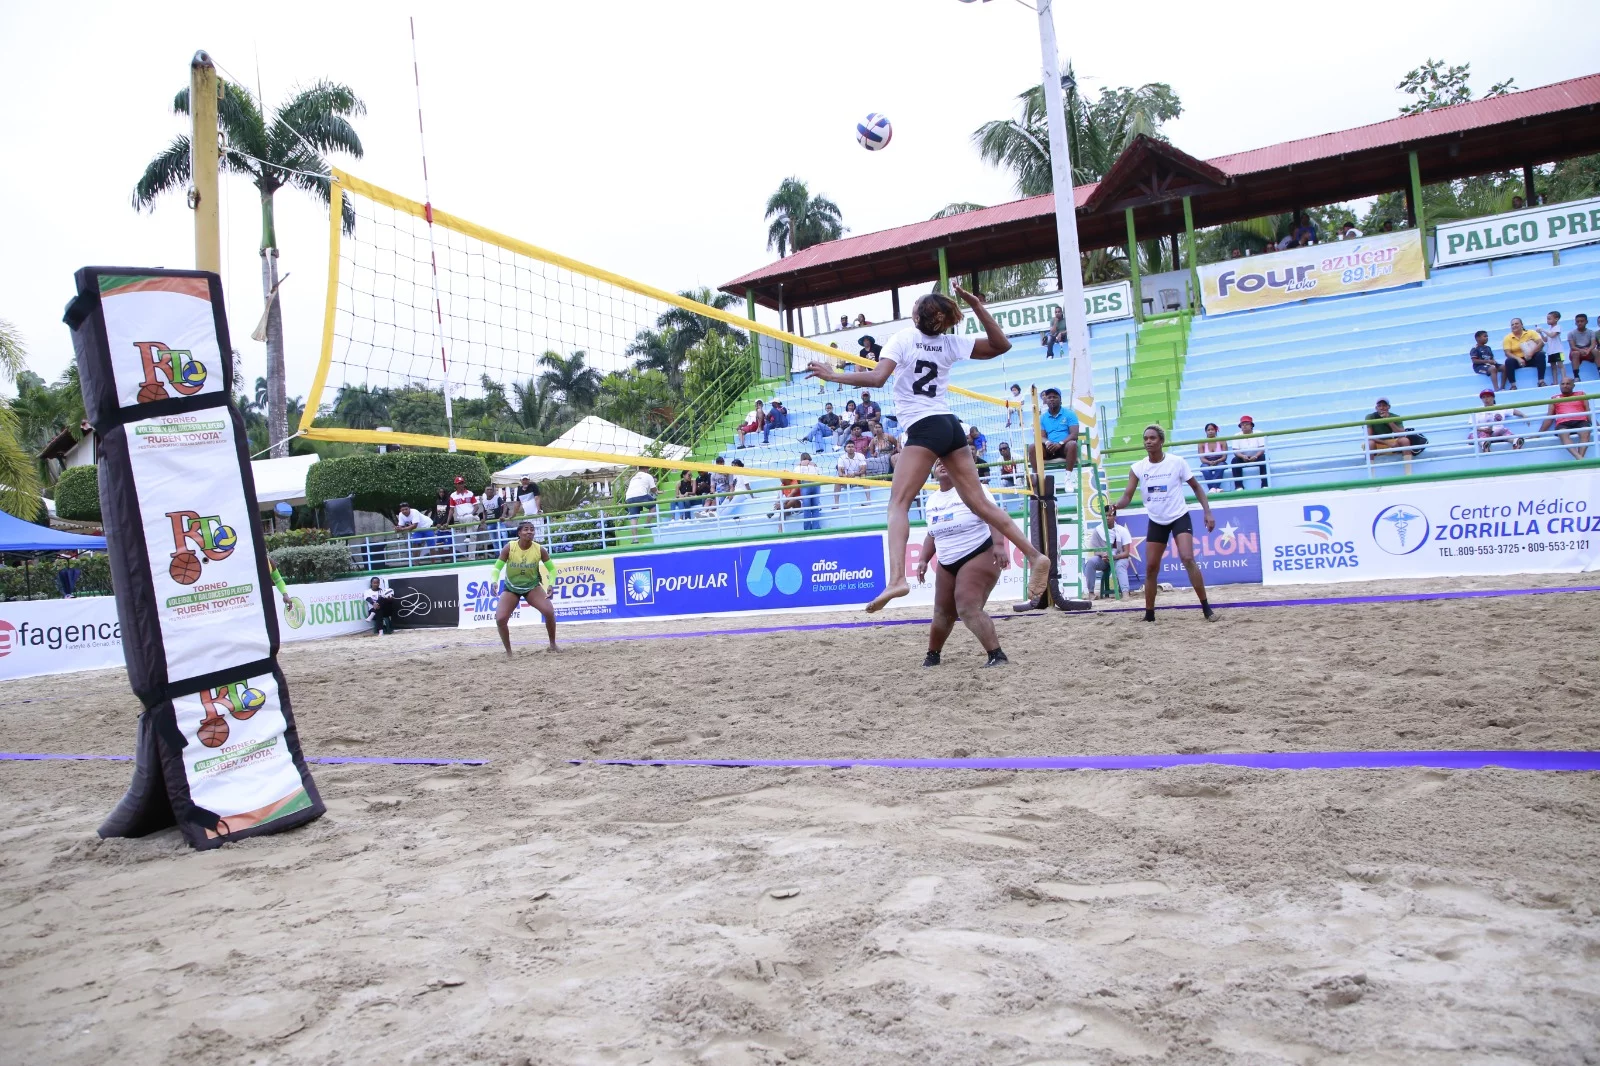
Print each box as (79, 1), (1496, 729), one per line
(981, 649), (1009, 668)
(922, 651), (942, 668)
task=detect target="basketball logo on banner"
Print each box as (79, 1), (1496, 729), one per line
(64, 267), (323, 851)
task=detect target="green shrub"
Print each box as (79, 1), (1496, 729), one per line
(55, 466), (100, 521)
(0, 553), (112, 600)
(305, 452), (491, 518)
(270, 544), (355, 584)
(264, 528), (330, 552)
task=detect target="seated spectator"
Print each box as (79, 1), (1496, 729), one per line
(1196, 422), (1229, 489)
(365, 577), (397, 636)
(839, 315), (849, 330)
(1540, 379), (1592, 460)
(854, 314), (871, 328)
(1037, 387), (1079, 470)
(1230, 416), (1268, 490)
(673, 470), (697, 519)
(835, 439), (866, 508)
(706, 456), (732, 515)
(1512, 195), (1526, 211)
(1005, 383), (1023, 427)
(966, 424), (988, 471)
(1338, 220), (1363, 239)
(808, 403), (840, 451)
(769, 477), (803, 519)
(1468, 329), (1504, 391)
(1540, 312), (1569, 385)
(1083, 504), (1137, 600)
(693, 468), (713, 506)
(1471, 388), (1524, 452)
(856, 390), (882, 425)
(1569, 313), (1597, 380)
(1502, 317), (1547, 389)
(834, 400), (859, 446)
(1278, 214), (1316, 250)
(735, 400), (765, 448)
(1044, 307), (1068, 359)
(763, 400), (789, 442)
(995, 441), (1018, 488)
(1365, 397), (1415, 461)
(866, 422), (899, 475)
(857, 335), (882, 364)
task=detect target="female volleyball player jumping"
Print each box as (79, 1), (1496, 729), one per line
(1113, 425), (1217, 622)
(917, 459), (1012, 667)
(806, 286), (1051, 613)
(493, 520), (560, 655)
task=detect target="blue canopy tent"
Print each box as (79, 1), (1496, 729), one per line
(0, 508), (106, 552)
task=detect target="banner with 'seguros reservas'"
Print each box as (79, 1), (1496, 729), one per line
(1434, 195), (1600, 268)
(1198, 230), (1427, 316)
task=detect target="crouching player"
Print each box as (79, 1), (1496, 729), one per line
(494, 520), (559, 655)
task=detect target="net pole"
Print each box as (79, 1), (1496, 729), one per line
(189, 51), (221, 275)
(409, 16), (455, 450)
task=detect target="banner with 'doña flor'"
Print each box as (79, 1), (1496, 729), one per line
(65, 267), (323, 850)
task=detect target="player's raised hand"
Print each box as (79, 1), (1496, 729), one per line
(805, 361), (833, 381)
(952, 283), (979, 307)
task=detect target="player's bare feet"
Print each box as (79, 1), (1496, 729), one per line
(547, 643), (561, 652)
(1026, 559), (1051, 602)
(865, 579), (909, 613)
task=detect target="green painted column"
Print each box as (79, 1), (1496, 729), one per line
(937, 246), (949, 295)
(1409, 150), (1429, 278)
(1182, 196), (1199, 309)
(1124, 208), (1143, 323)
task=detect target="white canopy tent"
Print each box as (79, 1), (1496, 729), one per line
(250, 453), (320, 507)
(493, 416), (689, 485)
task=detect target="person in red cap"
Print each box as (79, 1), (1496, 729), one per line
(1471, 388), (1523, 452)
(448, 476), (480, 556)
(1229, 416), (1268, 491)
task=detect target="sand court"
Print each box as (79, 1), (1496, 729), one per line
(2, 574), (1599, 1064)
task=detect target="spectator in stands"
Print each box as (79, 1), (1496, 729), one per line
(395, 501), (434, 560)
(1230, 416), (1269, 490)
(1083, 504), (1136, 600)
(726, 459), (756, 513)
(857, 390), (882, 425)
(735, 400), (765, 449)
(835, 438), (866, 508)
(708, 456), (732, 515)
(431, 488), (452, 552)
(1570, 313), (1597, 381)
(1502, 317), (1547, 389)
(1512, 195), (1526, 211)
(1338, 220), (1363, 240)
(513, 476), (541, 520)
(365, 577), (397, 636)
(967, 424), (989, 475)
(624, 466), (657, 539)
(854, 314), (872, 328)
(1468, 329), (1504, 391)
(1005, 383), (1023, 427)
(1471, 388), (1524, 452)
(480, 484), (507, 550)
(1365, 397), (1415, 461)
(795, 452), (823, 530)
(1290, 214), (1318, 246)
(840, 315), (849, 330)
(1540, 379), (1593, 460)
(808, 403), (839, 452)
(995, 441), (1018, 488)
(770, 476), (803, 520)
(857, 335), (882, 364)
(833, 399), (859, 447)
(1541, 312), (1570, 385)
(1037, 387), (1079, 470)
(1196, 422), (1229, 489)
(1044, 307), (1068, 359)
(673, 470), (697, 520)
(695, 465), (716, 518)
(763, 400), (789, 443)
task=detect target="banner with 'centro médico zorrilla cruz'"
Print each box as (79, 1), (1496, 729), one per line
(64, 267), (322, 851)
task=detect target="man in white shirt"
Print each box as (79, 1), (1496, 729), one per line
(394, 502), (434, 565)
(1230, 416), (1268, 491)
(447, 476), (480, 555)
(1083, 504), (1137, 599)
(624, 467), (657, 540)
(835, 440), (866, 509)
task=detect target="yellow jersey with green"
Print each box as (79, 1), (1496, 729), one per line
(505, 541), (546, 593)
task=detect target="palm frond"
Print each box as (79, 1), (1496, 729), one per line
(131, 135), (192, 210)
(0, 320), (27, 381)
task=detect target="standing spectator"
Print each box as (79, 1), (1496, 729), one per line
(449, 477), (479, 555)
(710, 456), (733, 509)
(1471, 388), (1524, 452)
(1229, 416), (1269, 490)
(480, 484), (507, 552)
(1468, 329), (1504, 391)
(673, 470), (697, 520)
(795, 452), (823, 530)
(1365, 397), (1415, 461)
(1569, 313), (1597, 380)
(432, 487), (454, 556)
(857, 335), (882, 364)
(835, 439), (866, 509)
(1541, 311), (1570, 385)
(808, 402), (840, 452)
(1005, 383), (1024, 427)
(735, 400), (765, 449)
(1044, 307), (1068, 359)
(514, 476), (541, 519)
(1502, 317), (1547, 389)
(1037, 388), (1080, 470)
(365, 576), (396, 636)
(857, 390), (882, 425)
(995, 441), (1018, 488)
(1512, 195), (1526, 211)
(1290, 214), (1318, 246)
(1196, 422), (1229, 490)
(623, 466), (657, 539)
(1540, 379), (1592, 459)
(1083, 504), (1136, 600)
(726, 459), (756, 514)
(55, 550), (82, 598)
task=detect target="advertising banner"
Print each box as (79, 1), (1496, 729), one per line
(387, 573), (461, 629)
(1120, 504), (1263, 588)
(277, 577), (373, 642)
(1259, 469), (1600, 585)
(614, 533), (885, 619)
(957, 281), (1133, 336)
(460, 555), (617, 628)
(1198, 231), (1426, 317)
(0, 597), (124, 681)
(1435, 196), (1600, 268)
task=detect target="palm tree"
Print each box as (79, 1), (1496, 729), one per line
(644, 287), (748, 387)
(512, 378), (566, 443)
(537, 351), (603, 411)
(332, 383), (390, 430)
(133, 78), (365, 460)
(764, 177), (845, 258)
(0, 320), (46, 517)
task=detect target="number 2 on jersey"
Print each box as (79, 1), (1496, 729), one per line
(911, 359), (938, 398)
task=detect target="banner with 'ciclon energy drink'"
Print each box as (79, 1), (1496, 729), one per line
(65, 266), (322, 851)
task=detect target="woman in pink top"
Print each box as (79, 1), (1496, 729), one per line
(1196, 422), (1229, 490)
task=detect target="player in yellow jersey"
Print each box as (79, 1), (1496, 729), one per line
(492, 520), (560, 655)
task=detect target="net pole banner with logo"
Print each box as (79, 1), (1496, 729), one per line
(1434, 196), (1600, 268)
(0, 596), (124, 681)
(1197, 231), (1426, 316)
(1259, 469), (1600, 585)
(65, 266), (323, 850)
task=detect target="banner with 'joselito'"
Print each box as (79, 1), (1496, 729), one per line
(1198, 231), (1426, 316)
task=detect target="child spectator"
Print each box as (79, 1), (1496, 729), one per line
(1540, 312), (1569, 385)
(1570, 313), (1597, 380)
(1471, 389), (1523, 452)
(1468, 329), (1503, 391)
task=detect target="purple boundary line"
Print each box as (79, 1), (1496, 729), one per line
(579, 750), (1600, 772)
(0, 753), (487, 766)
(1103, 584), (1600, 613)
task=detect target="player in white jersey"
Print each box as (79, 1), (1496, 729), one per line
(916, 459), (1012, 667)
(806, 286), (1052, 613)
(1113, 424), (1218, 622)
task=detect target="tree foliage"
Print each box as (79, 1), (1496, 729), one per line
(765, 178), (845, 257)
(54, 465), (100, 521)
(305, 451), (490, 516)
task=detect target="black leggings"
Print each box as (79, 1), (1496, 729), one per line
(939, 536), (995, 577)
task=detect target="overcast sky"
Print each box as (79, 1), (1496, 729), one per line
(1, 0), (1591, 404)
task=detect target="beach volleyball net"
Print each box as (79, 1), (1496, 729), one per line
(300, 169), (1018, 493)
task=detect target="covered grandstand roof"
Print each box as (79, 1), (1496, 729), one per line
(723, 72), (1600, 311)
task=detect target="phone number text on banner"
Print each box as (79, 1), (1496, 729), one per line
(1198, 231), (1426, 316)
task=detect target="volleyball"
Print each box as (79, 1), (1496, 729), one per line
(238, 687), (267, 715)
(178, 359), (208, 388)
(856, 113), (892, 151)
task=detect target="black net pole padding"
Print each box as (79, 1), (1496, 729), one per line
(66, 266), (323, 851)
